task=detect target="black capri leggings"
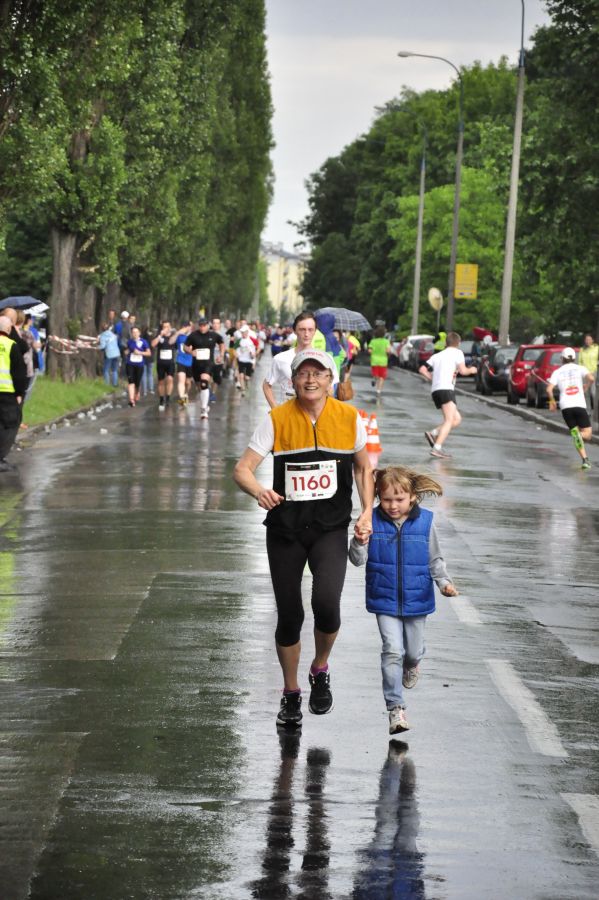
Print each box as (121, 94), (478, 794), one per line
(266, 526), (348, 647)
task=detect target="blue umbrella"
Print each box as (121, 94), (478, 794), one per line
(313, 306), (371, 332)
(0, 295), (45, 311)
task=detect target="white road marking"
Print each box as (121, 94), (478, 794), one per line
(449, 594), (482, 626)
(561, 794), (599, 856)
(487, 659), (568, 758)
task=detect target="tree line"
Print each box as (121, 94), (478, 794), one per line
(297, 0), (599, 341)
(0, 0), (273, 365)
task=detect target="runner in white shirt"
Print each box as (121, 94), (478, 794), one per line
(547, 347), (594, 470)
(263, 311), (338, 408)
(236, 325), (256, 394)
(418, 332), (477, 458)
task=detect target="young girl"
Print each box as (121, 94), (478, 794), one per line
(350, 466), (458, 735)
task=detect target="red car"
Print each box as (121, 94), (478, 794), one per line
(507, 344), (561, 405)
(525, 346), (579, 408)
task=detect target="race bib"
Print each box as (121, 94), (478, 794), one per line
(285, 460), (337, 501)
(130, 353), (142, 363)
(159, 349), (173, 361)
(195, 348), (210, 361)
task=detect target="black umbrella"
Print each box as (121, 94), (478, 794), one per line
(0, 295), (45, 311)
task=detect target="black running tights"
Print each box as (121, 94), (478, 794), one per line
(266, 526), (348, 647)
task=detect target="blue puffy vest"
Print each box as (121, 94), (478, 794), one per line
(365, 505), (435, 618)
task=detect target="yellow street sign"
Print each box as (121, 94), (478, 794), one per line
(455, 264), (478, 299)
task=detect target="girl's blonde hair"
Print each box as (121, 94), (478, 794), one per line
(374, 465), (442, 505)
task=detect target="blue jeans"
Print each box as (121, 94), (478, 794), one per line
(103, 356), (119, 386)
(142, 363), (154, 395)
(376, 614), (427, 709)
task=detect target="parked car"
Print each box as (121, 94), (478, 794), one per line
(457, 340), (479, 376)
(507, 344), (562, 404)
(525, 346), (579, 408)
(408, 337), (434, 371)
(398, 334), (433, 368)
(476, 344), (518, 394)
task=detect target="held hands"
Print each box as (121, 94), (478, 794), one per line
(441, 583), (459, 597)
(256, 488), (284, 510)
(354, 511), (373, 543)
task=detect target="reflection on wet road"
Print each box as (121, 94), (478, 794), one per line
(1, 363), (599, 899)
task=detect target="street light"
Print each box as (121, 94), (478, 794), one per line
(411, 127), (427, 334)
(398, 50), (464, 332)
(498, 1), (526, 346)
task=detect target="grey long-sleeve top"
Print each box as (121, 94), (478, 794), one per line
(349, 518), (452, 589)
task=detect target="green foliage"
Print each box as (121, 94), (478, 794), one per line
(518, 0), (599, 333)
(0, 213), (52, 298)
(300, 25), (599, 339)
(0, 0), (272, 330)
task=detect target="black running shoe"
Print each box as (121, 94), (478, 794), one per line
(276, 692), (303, 727)
(308, 669), (333, 715)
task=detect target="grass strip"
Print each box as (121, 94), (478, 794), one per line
(22, 377), (118, 427)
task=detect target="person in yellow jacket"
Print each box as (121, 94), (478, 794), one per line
(235, 348), (373, 728)
(0, 314), (27, 472)
(579, 334), (598, 411)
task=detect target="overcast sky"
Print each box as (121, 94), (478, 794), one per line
(263, 0), (551, 251)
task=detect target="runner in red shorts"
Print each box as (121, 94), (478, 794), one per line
(368, 324), (392, 396)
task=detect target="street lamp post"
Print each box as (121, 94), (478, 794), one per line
(398, 50), (464, 332)
(411, 129), (427, 334)
(499, 1), (526, 346)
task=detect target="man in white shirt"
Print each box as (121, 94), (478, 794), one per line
(547, 346), (594, 470)
(236, 325), (256, 394)
(419, 331), (477, 458)
(263, 311), (338, 408)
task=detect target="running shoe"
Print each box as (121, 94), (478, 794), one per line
(424, 430), (435, 448)
(402, 666), (419, 689)
(430, 447), (452, 459)
(158, 402), (165, 412)
(389, 706), (410, 734)
(200, 410), (209, 419)
(308, 669), (333, 715)
(581, 459), (591, 470)
(276, 692), (303, 727)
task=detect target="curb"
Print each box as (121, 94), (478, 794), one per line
(401, 369), (599, 446)
(16, 390), (121, 445)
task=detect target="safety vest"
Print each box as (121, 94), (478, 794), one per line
(266, 397), (358, 536)
(0, 334), (15, 393)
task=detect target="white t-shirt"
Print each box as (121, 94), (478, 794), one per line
(549, 362), (588, 409)
(237, 336), (256, 364)
(266, 347), (339, 397)
(248, 406), (367, 458)
(428, 347), (465, 392)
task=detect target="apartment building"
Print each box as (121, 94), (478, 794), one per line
(261, 241), (309, 319)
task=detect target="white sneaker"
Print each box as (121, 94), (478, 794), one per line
(402, 667), (419, 689)
(389, 706), (409, 734)
(200, 410), (209, 419)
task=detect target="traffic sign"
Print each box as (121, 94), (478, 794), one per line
(455, 264), (478, 299)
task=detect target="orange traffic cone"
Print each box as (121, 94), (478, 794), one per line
(359, 408), (369, 427)
(366, 414), (383, 455)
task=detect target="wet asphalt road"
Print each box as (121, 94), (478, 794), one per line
(1, 360), (599, 899)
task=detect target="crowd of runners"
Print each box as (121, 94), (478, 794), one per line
(2, 305), (596, 739)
